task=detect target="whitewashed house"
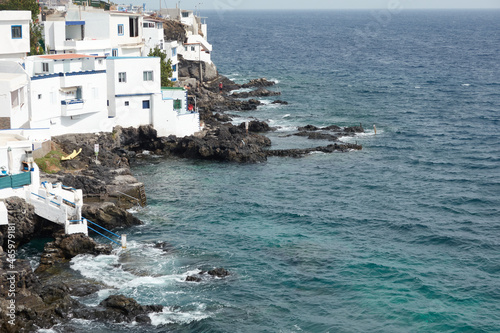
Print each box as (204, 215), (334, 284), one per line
(107, 56), (199, 137)
(142, 17), (179, 82)
(182, 33), (212, 64)
(0, 11), (31, 60)
(44, 4), (144, 57)
(158, 7), (212, 64)
(24, 54), (111, 135)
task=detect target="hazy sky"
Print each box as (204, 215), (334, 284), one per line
(141, 0), (500, 11)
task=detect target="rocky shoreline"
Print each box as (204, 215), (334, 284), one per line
(0, 68), (366, 331)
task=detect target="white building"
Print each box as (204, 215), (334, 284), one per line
(142, 17), (179, 81)
(182, 33), (212, 64)
(158, 8), (212, 64)
(107, 56), (200, 137)
(0, 11), (31, 60)
(44, 4), (144, 57)
(24, 54), (111, 135)
(0, 61), (30, 130)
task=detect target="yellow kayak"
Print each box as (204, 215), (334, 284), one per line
(61, 148), (82, 161)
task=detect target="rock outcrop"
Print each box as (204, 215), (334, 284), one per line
(163, 123), (271, 163)
(231, 88), (281, 99)
(74, 295), (163, 324)
(241, 78), (276, 88)
(82, 202), (143, 231)
(36, 232), (112, 273)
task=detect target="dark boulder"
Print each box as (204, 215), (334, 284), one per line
(293, 131), (338, 141)
(0, 197), (37, 250)
(70, 283), (101, 297)
(208, 268), (230, 277)
(92, 295), (163, 323)
(164, 123), (271, 163)
(298, 125), (320, 131)
(238, 120), (274, 133)
(322, 125), (341, 131)
(153, 241), (176, 253)
(82, 202), (143, 231)
(343, 125), (364, 133)
(36, 233), (112, 273)
(272, 100), (289, 105)
(242, 78), (276, 88)
(186, 275), (202, 282)
(231, 88), (281, 99)
(267, 143), (363, 158)
(214, 113), (232, 122)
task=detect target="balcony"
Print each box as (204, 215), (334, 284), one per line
(61, 99), (84, 116)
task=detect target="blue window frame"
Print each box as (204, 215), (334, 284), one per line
(118, 24), (124, 36)
(11, 25), (22, 39)
(142, 100), (150, 109)
(112, 48), (118, 57)
(172, 47), (177, 57)
(172, 64), (177, 72)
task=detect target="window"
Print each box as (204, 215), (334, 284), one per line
(107, 100), (109, 106)
(11, 90), (19, 108)
(11, 25), (22, 39)
(125, 101), (129, 106)
(143, 71), (153, 81)
(172, 64), (177, 72)
(191, 46), (195, 51)
(112, 49), (118, 57)
(118, 24), (124, 36)
(38, 94), (42, 100)
(184, 46), (187, 51)
(142, 100), (150, 109)
(143, 22), (149, 28)
(172, 48), (177, 57)
(182, 12), (189, 18)
(42, 63), (49, 72)
(129, 17), (138, 37)
(173, 99), (182, 109)
(118, 72), (126, 83)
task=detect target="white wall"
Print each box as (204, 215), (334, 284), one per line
(110, 13), (143, 50)
(0, 73), (29, 128)
(0, 11), (31, 59)
(107, 57), (159, 127)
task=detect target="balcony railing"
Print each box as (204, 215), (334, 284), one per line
(61, 99), (84, 116)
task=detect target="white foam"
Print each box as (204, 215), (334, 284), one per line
(461, 83), (471, 87)
(149, 304), (210, 326)
(230, 87), (253, 94)
(282, 114), (291, 118)
(275, 125), (297, 132)
(415, 86), (421, 89)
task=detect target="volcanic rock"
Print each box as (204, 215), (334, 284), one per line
(242, 78), (276, 88)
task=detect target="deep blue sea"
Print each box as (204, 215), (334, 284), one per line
(34, 10), (500, 332)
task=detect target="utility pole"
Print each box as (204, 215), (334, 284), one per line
(199, 43), (203, 84)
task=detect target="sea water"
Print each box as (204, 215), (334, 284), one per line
(29, 10), (500, 332)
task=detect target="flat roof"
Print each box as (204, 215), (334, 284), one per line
(0, 133), (26, 146)
(0, 73), (26, 82)
(39, 54), (96, 60)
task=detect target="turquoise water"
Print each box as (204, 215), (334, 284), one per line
(36, 10), (500, 332)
